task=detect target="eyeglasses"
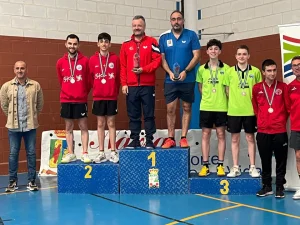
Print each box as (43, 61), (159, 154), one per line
(292, 63), (300, 68)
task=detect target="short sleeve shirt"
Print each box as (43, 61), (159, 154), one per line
(223, 65), (262, 116)
(196, 61), (230, 112)
(159, 29), (200, 83)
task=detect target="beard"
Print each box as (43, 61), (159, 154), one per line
(68, 49), (77, 57)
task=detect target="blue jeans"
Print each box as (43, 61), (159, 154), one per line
(8, 129), (37, 182)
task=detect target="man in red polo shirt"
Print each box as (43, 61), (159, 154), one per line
(252, 59), (289, 198)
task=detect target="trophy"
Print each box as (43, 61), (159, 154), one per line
(133, 52), (140, 72)
(173, 62), (180, 80)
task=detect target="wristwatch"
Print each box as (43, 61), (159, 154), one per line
(184, 69), (189, 73)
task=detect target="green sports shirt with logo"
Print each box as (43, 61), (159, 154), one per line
(223, 65), (262, 116)
(196, 60), (230, 112)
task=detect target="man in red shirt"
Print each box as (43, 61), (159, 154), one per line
(56, 34), (91, 164)
(89, 32), (120, 163)
(120, 15), (161, 149)
(287, 55), (300, 200)
(252, 59), (289, 198)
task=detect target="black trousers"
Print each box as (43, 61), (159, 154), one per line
(126, 86), (156, 140)
(256, 132), (288, 187)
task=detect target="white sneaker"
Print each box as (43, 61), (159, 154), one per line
(93, 152), (107, 163)
(109, 151), (119, 163)
(249, 166), (260, 178)
(293, 189), (300, 200)
(227, 166), (241, 177)
(61, 153), (77, 163)
(81, 153), (92, 163)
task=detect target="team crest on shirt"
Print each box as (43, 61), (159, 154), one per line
(108, 73), (115, 79)
(76, 65), (82, 71)
(109, 62), (114, 69)
(275, 89), (282, 95)
(129, 46), (133, 50)
(249, 74), (254, 78)
(76, 75), (82, 81)
(220, 70), (224, 75)
(167, 39), (173, 47)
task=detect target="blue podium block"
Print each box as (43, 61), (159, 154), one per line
(58, 160), (119, 194)
(189, 172), (261, 195)
(119, 147), (189, 194)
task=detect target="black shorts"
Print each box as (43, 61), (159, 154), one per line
(227, 115), (257, 133)
(60, 103), (87, 119)
(290, 131), (300, 150)
(200, 111), (227, 128)
(164, 82), (195, 104)
(92, 100), (118, 116)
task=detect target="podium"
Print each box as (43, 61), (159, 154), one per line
(57, 148), (262, 195)
(189, 172), (261, 195)
(119, 147), (189, 194)
(57, 160), (119, 194)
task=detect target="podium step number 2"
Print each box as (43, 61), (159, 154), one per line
(58, 161), (119, 194)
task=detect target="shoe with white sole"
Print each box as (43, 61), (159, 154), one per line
(93, 151), (107, 164)
(249, 166), (260, 178)
(293, 189), (300, 200)
(81, 153), (92, 163)
(227, 166), (241, 177)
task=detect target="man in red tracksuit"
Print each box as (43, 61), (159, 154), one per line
(56, 34), (91, 164)
(120, 15), (161, 149)
(252, 59), (289, 198)
(89, 32), (120, 164)
(287, 55), (300, 200)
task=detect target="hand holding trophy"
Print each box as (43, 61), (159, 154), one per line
(132, 52), (142, 74)
(173, 62), (180, 81)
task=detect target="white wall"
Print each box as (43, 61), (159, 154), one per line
(197, 0), (300, 45)
(0, 0), (178, 43)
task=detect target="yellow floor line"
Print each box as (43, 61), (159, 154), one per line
(196, 194), (300, 220)
(0, 186), (57, 196)
(165, 204), (242, 225)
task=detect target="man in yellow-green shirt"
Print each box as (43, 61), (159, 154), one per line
(196, 39), (229, 177)
(223, 45), (262, 178)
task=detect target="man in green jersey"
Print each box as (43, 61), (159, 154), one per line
(223, 45), (261, 178)
(196, 39), (229, 177)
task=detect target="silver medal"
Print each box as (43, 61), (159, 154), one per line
(70, 77), (75, 83)
(268, 107), (274, 113)
(101, 78), (106, 84)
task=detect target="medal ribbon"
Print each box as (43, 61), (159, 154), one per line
(99, 52), (110, 76)
(68, 53), (78, 79)
(262, 80), (277, 108)
(209, 62), (219, 87)
(236, 65), (249, 89)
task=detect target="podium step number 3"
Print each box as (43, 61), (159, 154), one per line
(189, 173), (261, 195)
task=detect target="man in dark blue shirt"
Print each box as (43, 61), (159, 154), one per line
(159, 10), (200, 148)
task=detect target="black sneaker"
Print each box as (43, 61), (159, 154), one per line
(27, 180), (38, 191)
(5, 180), (18, 193)
(145, 139), (155, 149)
(126, 139), (141, 149)
(256, 185), (273, 197)
(275, 187), (285, 198)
